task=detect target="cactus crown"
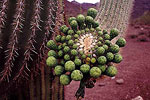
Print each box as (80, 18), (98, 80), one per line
(46, 8), (126, 99)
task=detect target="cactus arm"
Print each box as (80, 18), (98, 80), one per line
(39, 0), (57, 59)
(0, 0), (9, 49)
(13, 0), (42, 81)
(0, 0), (25, 82)
(96, 0), (134, 34)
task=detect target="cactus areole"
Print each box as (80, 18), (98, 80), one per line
(46, 8), (126, 99)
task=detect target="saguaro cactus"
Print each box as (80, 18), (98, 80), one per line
(0, 0), (65, 99)
(96, 0), (134, 34)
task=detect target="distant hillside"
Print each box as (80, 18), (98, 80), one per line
(131, 0), (150, 19)
(65, 0), (97, 18)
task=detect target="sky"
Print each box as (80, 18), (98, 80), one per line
(68, 0), (99, 4)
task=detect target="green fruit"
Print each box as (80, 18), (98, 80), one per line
(116, 37), (126, 47)
(96, 47), (105, 55)
(68, 17), (76, 24)
(105, 40), (111, 46)
(62, 27), (69, 34)
(60, 25), (67, 32)
(75, 39), (78, 42)
(106, 66), (117, 77)
(46, 56), (57, 67)
(87, 54), (91, 57)
(60, 74), (71, 85)
(54, 65), (64, 76)
(70, 20), (78, 30)
(58, 45), (62, 50)
(60, 60), (65, 65)
(110, 44), (120, 53)
(90, 67), (101, 78)
(99, 37), (103, 41)
(98, 31), (103, 36)
(81, 30), (85, 34)
(71, 49), (78, 56)
(64, 54), (70, 61)
(103, 30), (108, 34)
(47, 40), (57, 50)
(76, 30), (81, 35)
(114, 54), (123, 63)
(67, 29), (74, 35)
(98, 65), (106, 73)
(97, 41), (102, 46)
(48, 50), (57, 57)
(72, 44), (78, 49)
(76, 14), (85, 24)
(82, 54), (86, 59)
(85, 28), (90, 32)
(65, 61), (75, 72)
(97, 56), (107, 65)
(92, 21), (99, 28)
(74, 59), (82, 66)
(85, 16), (94, 25)
(90, 28), (95, 32)
(68, 40), (74, 46)
(66, 35), (72, 41)
(79, 51), (84, 55)
(93, 32), (97, 35)
(62, 43), (67, 48)
(74, 34), (79, 38)
(75, 56), (79, 59)
(91, 58), (96, 64)
(106, 52), (114, 61)
(92, 47), (95, 51)
(102, 45), (108, 50)
(104, 34), (110, 40)
(80, 64), (90, 73)
(63, 46), (70, 53)
(55, 35), (61, 42)
(87, 8), (98, 19)
(96, 27), (101, 31)
(61, 36), (66, 42)
(71, 70), (83, 81)
(94, 45), (98, 49)
(110, 28), (119, 39)
(58, 50), (63, 57)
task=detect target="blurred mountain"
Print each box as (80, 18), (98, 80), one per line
(65, 0), (97, 18)
(131, 0), (150, 19)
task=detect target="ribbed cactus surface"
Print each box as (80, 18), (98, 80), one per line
(0, 0), (64, 99)
(96, 0), (134, 34)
